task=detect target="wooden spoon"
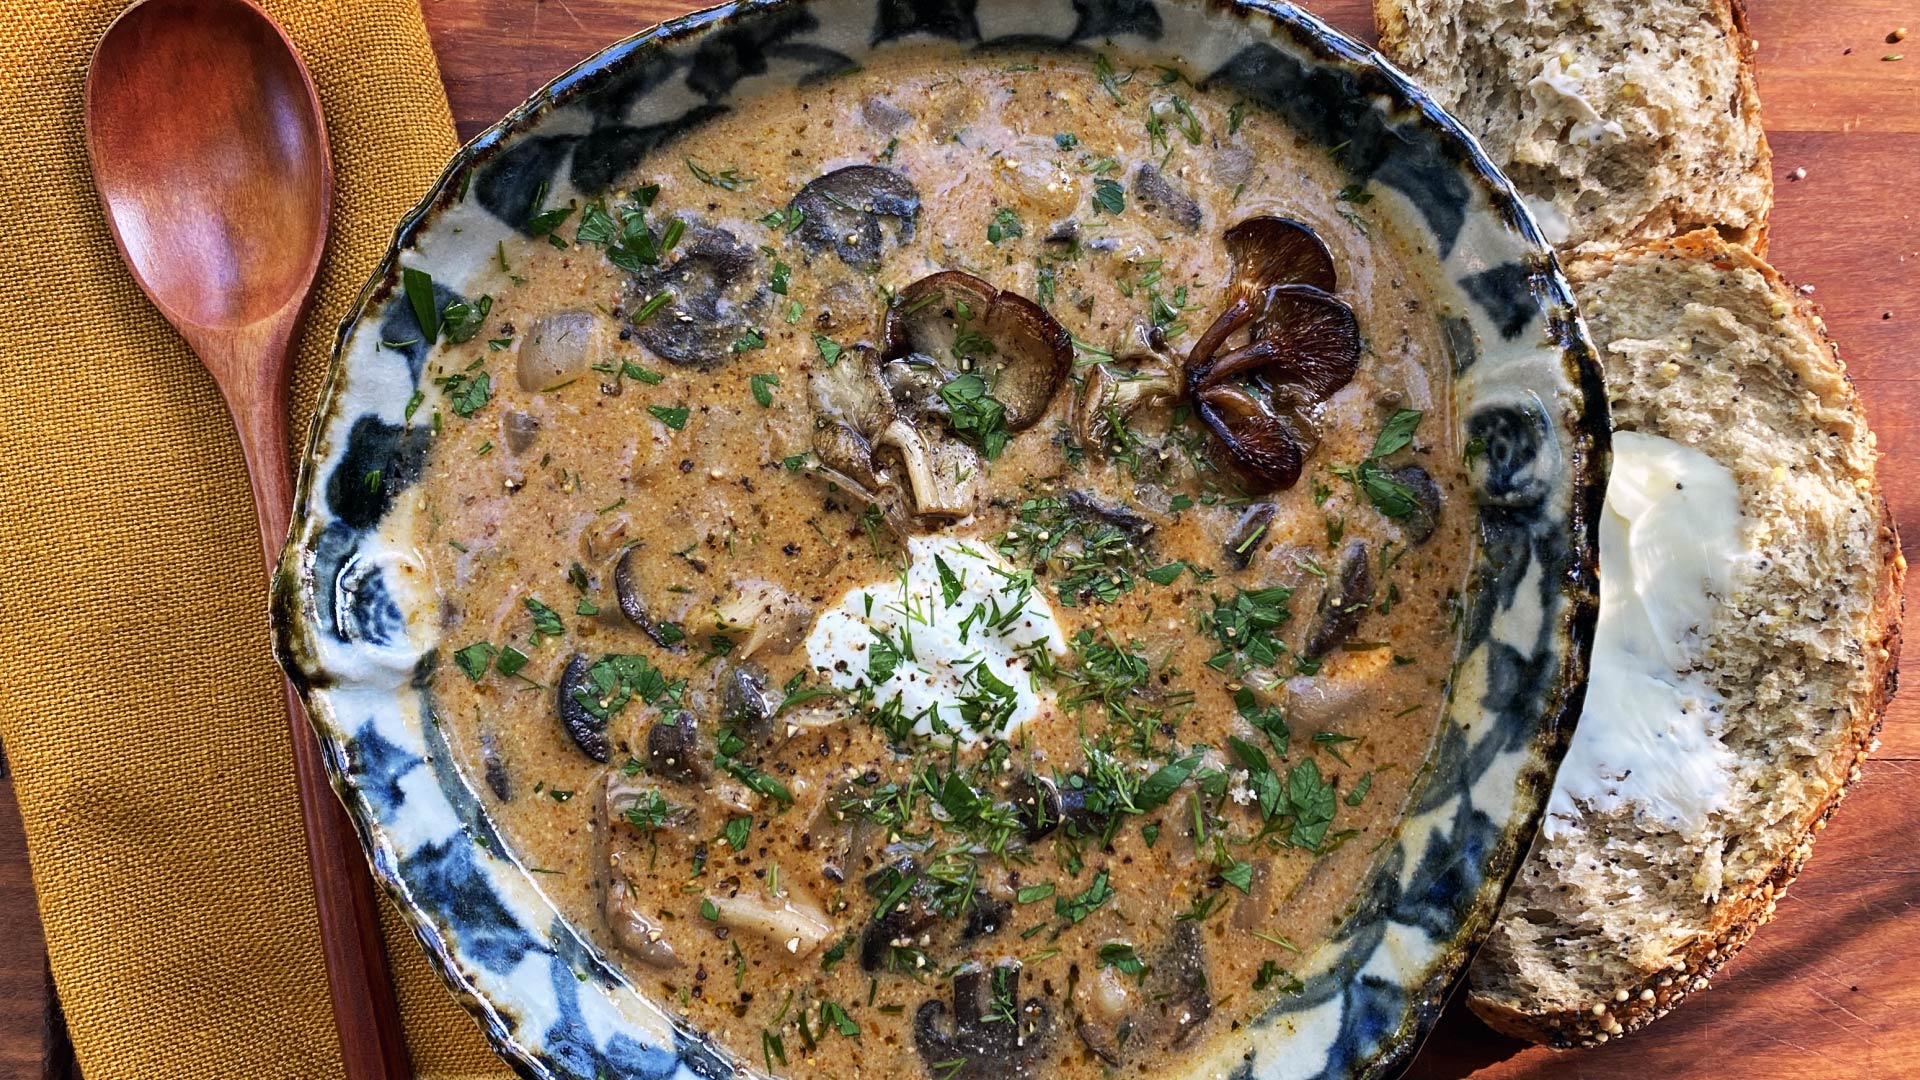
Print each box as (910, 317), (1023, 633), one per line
(84, 2), (412, 1078)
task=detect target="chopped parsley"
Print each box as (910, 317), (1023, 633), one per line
(686, 158), (754, 190)
(648, 404), (691, 430)
(750, 372), (780, 407)
(986, 207), (1024, 245)
(452, 642), (494, 681)
(938, 373), (1011, 459)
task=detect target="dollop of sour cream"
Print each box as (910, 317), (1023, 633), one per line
(806, 535), (1067, 747)
(1546, 431), (1751, 839)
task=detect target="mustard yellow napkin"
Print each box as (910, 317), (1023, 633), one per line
(0, 2), (512, 1076)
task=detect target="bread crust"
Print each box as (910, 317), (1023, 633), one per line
(1464, 232), (1904, 1047)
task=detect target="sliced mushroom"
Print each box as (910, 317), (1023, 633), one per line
(501, 410), (540, 455)
(962, 895), (1011, 940)
(1390, 463), (1443, 544)
(808, 775), (881, 884)
(711, 579), (815, 659)
(517, 310), (601, 391)
(1184, 218), (1357, 495)
(883, 271), (1070, 432)
(1071, 921), (1212, 1064)
(556, 652), (610, 762)
(614, 545), (684, 650)
(1223, 503), (1278, 570)
(1007, 773), (1062, 841)
(707, 884), (835, 958)
(789, 165), (920, 271)
(1158, 921), (1214, 1045)
(860, 857), (942, 972)
(1303, 541), (1374, 660)
(646, 711), (709, 783)
(717, 659), (779, 742)
(914, 963), (1054, 1080)
(1193, 382), (1313, 492)
(627, 220), (766, 367)
(809, 345), (895, 495)
(480, 731), (512, 801)
(1132, 163), (1202, 232)
(606, 850), (681, 969)
(1063, 491), (1155, 543)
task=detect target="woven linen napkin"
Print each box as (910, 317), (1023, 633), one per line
(0, 2), (512, 1077)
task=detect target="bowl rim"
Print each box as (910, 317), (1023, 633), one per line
(273, 2), (1609, 1077)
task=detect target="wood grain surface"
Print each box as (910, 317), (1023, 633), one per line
(5, 1), (1914, 1077)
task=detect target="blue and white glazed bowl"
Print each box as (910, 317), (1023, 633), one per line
(273, 2), (1607, 1077)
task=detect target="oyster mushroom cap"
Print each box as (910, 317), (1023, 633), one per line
(1201, 284), (1361, 401)
(1183, 218), (1355, 495)
(789, 164), (920, 271)
(1223, 215), (1337, 296)
(883, 270), (1070, 432)
(1193, 383), (1313, 494)
(1189, 217), (1338, 366)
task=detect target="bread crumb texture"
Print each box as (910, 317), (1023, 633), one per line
(1465, 232), (1900, 1044)
(1375, 0), (1771, 250)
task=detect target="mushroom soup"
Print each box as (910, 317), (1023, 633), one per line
(405, 44), (1471, 1080)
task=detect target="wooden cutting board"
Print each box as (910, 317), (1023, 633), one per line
(3, 1), (1911, 1077)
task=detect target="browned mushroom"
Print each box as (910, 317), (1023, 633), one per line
(882, 270), (1070, 433)
(1184, 218), (1361, 494)
(914, 963), (1054, 1080)
(1303, 540), (1374, 659)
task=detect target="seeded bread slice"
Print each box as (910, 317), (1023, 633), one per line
(1464, 230), (1904, 1046)
(1373, 0), (1771, 251)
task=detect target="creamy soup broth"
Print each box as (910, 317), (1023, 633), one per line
(401, 43), (1471, 1080)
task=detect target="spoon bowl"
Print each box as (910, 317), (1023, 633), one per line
(86, 0), (329, 335)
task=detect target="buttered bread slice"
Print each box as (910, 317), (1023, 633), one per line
(1466, 231), (1903, 1045)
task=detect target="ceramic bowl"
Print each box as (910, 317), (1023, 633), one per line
(273, 1), (1607, 1076)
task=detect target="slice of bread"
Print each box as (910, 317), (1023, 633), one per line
(1374, 0), (1771, 251)
(1465, 230), (1904, 1046)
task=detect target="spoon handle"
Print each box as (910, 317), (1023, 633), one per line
(229, 354), (415, 1080)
